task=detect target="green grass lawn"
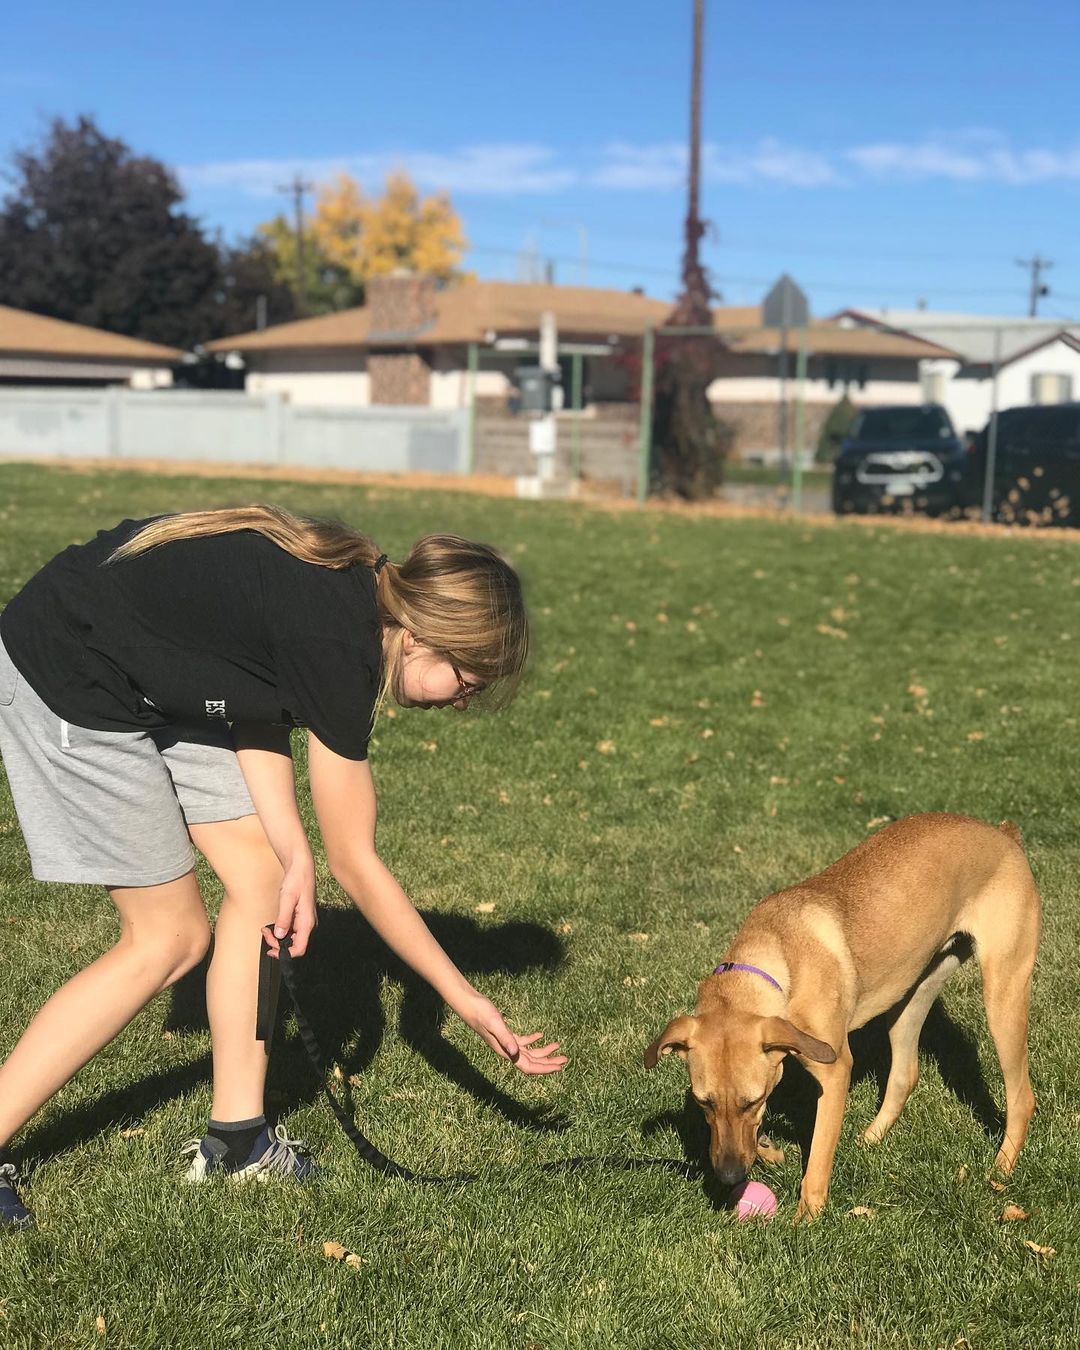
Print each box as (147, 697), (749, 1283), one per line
(0, 462), (1077, 1348)
(724, 461), (833, 490)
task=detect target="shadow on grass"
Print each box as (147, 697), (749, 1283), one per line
(761, 997), (1005, 1172)
(640, 994), (1005, 1197)
(20, 907), (569, 1166)
(640, 1097), (728, 1210)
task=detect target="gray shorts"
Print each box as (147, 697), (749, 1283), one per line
(0, 634), (255, 887)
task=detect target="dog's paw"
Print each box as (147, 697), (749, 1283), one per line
(793, 1189), (828, 1223)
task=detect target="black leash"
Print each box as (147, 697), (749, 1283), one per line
(261, 937), (696, 1186)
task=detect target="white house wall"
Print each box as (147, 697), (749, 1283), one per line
(924, 336), (1080, 435)
(244, 349), (370, 406)
(429, 367), (510, 408)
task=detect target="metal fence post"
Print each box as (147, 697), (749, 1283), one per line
(570, 350), (583, 480)
(466, 341), (478, 473)
(981, 328), (1003, 523)
(792, 325), (809, 513)
(637, 326), (655, 504)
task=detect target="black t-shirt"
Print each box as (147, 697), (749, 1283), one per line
(0, 518), (382, 759)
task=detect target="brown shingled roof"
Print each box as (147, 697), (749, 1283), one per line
(0, 305), (183, 361)
(204, 281), (954, 361)
(206, 281), (764, 353)
(727, 323), (957, 360)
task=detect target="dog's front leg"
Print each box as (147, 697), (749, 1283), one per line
(794, 1041), (853, 1222)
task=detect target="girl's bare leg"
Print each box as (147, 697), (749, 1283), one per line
(189, 816), (283, 1123)
(0, 872), (211, 1147)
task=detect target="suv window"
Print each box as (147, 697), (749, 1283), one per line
(849, 406), (954, 442)
(997, 405), (1080, 448)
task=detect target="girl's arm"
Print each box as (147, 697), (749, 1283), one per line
(307, 731), (566, 1076)
(232, 722), (317, 957)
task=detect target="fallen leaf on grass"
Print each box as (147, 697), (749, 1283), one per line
(957, 1165), (968, 1183)
(596, 740), (616, 755)
(323, 1240), (364, 1269)
(750, 690), (766, 708)
(1023, 1240), (1055, 1258)
(119, 1127), (144, 1139)
(96, 1316), (106, 1337)
(847, 1206), (875, 1220)
(866, 816), (891, 830)
(475, 902), (496, 914)
(966, 731), (986, 742)
(556, 922), (572, 934)
(815, 623), (848, 640)
(988, 1179), (1006, 1193)
(999, 1204), (1029, 1222)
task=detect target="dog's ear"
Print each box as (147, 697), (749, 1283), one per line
(644, 1015), (697, 1068)
(761, 1017), (837, 1065)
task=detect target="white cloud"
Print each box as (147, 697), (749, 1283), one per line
(180, 144), (576, 199)
(846, 134), (1080, 184)
(179, 133), (1080, 202)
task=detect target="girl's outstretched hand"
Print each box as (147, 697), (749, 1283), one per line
(462, 995), (568, 1075)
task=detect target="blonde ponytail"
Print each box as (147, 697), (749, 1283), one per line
(108, 505), (379, 570)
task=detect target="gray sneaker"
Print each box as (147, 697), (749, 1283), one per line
(182, 1124), (318, 1183)
(0, 1162), (32, 1229)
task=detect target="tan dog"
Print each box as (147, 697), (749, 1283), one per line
(645, 813), (1039, 1219)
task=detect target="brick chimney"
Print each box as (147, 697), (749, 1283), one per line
(367, 270), (437, 405)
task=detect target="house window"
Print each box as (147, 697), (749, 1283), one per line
(1030, 372), (1073, 404)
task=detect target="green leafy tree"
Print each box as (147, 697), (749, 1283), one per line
(257, 170), (469, 315)
(214, 235), (299, 336)
(816, 393), (858, 462)
(0, 116), (224, 349)
(256, 215), (360, 317)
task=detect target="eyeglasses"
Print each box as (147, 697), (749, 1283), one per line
(450, 663), (487, 701)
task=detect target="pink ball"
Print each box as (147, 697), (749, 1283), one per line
(729, 1180), (778, 1220)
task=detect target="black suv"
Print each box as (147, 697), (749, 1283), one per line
(832, 404), (978, 517)
(971, 402), (1080, 527)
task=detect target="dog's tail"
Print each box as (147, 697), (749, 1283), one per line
(999, 819), (1024, 849)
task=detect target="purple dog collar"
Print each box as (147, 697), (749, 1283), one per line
(713, 961), (783, 993)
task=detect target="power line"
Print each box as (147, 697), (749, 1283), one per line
(466, 243), (1049, 300)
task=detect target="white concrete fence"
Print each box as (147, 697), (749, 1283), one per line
(0, 388), (470, 475)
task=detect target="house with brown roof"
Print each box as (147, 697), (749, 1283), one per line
(0, 305), (181, 388)
(206, 274), (955, 459)
(835, 308), (1080, 435)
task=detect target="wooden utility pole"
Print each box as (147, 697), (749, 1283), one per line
(671, 0), (711, 327)
(277, 172), (314, 313)
(1017, 254), (1052, 317)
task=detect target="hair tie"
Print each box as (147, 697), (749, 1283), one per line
(373, 554), (389, 576)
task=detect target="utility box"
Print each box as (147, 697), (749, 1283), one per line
(514, 365), (559, 414)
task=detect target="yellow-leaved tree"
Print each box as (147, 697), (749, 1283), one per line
(350, 171), (468, 282)
(259, 170), (468, 313)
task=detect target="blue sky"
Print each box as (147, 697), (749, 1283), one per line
(3, 0), (1079, 319)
